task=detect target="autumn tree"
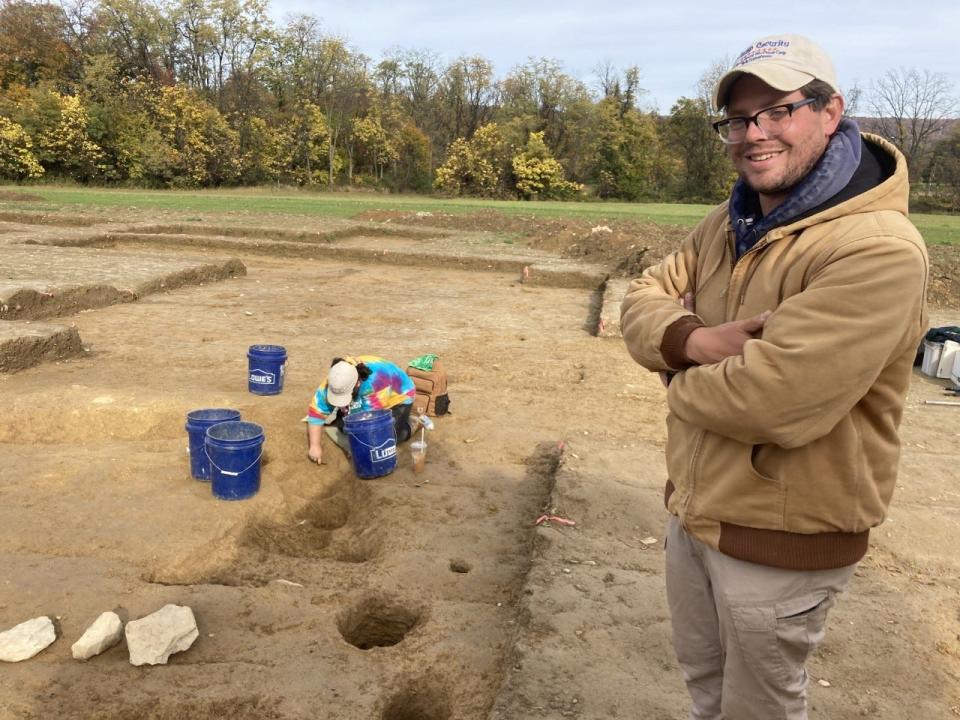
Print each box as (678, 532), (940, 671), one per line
(172, 0), (216, 92)
(77, 52), (132, 180)
(434, 122), (506, 196)
(389, 120), (431, 191)
(22, 1), (959, 199)
(511, 130), (580, 200)
(435, 56), (498, 148)
(60, 0), (100, 61)
(160, 83), (241, 185)
(91, 0), (178, 82)
(235, 114), (288, 183)
(0, 116), (44, 179)
(501, 60), (587, 140)
(581, 64), (658, 199)
(594, 62), (645, 118)
(388, 48), (442, 166)
(927, 124), (960, 211)
(665, 97), (734, 201)
(661, 60), (734, 202)
(589, 97), (660, 200)
(867, 67), (958, 179)
(303, 36), (370, 186)
(1, 85), (103, 180)
(0, 0), (79, 87)
(34, 92), (105, 179)
(350, 112), (398, 182)
(85, 77), (239, 186)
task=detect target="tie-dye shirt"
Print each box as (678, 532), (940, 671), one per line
(307, 355), (415, 424)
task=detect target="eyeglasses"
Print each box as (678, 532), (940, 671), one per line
(712, 97), (818, 144)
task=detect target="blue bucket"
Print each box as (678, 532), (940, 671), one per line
(185, 408), (241, 481)
(205, 421), (265, 500)
(343, 410), (398, 479)
(247, 344), (287, 395)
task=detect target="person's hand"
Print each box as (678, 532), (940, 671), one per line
(307, 445), (323, 465)
(685, 311), (770, 365)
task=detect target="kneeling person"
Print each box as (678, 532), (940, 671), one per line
(306, 355), (416, 464)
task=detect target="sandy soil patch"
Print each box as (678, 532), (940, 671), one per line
(0, 213), (957, 719)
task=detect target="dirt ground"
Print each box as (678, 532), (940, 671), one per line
(1, 208), (958, 719)
(354, 209), (960, 309)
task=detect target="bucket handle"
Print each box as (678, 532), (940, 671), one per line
(205, 447), (263, 477)
(346, 434), (397, 451)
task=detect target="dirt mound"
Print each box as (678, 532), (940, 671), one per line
(928, 244), (960, 309)
(354, 208), (559, 236)
(355, 208), (958, 307)
(353, 209), (689, 277)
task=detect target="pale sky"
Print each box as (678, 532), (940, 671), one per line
(268, 0), (959, 113)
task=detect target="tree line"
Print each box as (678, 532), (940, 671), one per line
(0, 0), (957, 208)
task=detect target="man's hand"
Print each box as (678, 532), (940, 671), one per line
(685, 311), (770, 365)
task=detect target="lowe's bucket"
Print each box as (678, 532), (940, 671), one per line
(185, 408), (241, 481)
(343, 410), (398, 479)
(247, 344), (287, 395)
(205, 421), (264, 500)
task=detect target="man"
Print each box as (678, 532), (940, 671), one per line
(620, 35), (928, 720)
(306, 355), (416, 464)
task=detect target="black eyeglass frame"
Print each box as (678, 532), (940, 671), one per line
(712, 97), (818, 144)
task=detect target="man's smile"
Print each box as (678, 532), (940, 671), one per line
(744, 149), (785, 163)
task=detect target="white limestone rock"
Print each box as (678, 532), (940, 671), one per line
(72, 611), (124, 661)
(125, 604), (198, 666)
(0, 616), (57, 662)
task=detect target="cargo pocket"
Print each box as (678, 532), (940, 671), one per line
(729, 590), (832, 691)
(773, 591), (833, 671)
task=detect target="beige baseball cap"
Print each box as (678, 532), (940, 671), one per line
(713, 34), (839, 111)
(326, 360), (359, 407)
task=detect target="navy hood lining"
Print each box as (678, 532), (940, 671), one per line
(730, 118), (868, 258)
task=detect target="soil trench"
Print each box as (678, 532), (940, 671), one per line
(0, 216), (957, 719)
(0, 250), (588, 719)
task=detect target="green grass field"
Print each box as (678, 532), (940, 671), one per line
(1, 185), (957, 245)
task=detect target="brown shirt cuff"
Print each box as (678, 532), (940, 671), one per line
(661, 315), (704, 369)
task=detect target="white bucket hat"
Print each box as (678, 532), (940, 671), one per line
(713, 34), (839, 111)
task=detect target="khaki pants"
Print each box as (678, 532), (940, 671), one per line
(665, 516), (856, 720)
(324, 425), (352, 454)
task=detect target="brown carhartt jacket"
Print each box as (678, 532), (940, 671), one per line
(621, 135), (928, 570)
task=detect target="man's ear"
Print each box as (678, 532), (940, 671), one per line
(823, 94), (845, 135)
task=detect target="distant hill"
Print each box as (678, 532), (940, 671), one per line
(853, 116), (959, 145)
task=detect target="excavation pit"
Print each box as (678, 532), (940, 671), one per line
(449, 559), (472, 574)
(380, 684), (451, 720)
(337, 594), (422, 650)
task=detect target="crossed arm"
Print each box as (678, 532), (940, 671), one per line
(623, 235), (927, 448)
(656, 291), (768, 388)
(677, 292), (770, 366)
